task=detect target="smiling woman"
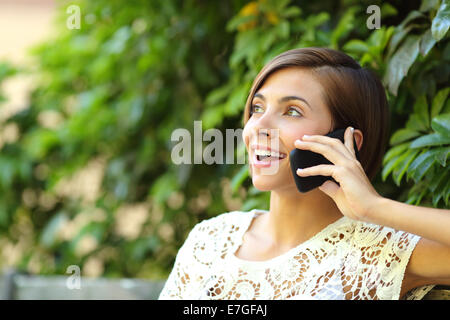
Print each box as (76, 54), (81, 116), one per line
(159, 47), (450, 300)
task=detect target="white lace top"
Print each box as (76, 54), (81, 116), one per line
(158, 209), (434, 300)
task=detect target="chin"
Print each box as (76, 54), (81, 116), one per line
(251, 175), (284, 192)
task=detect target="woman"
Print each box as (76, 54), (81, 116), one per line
(159, 47), (450, 300)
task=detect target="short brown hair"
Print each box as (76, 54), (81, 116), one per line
(242, 47), (390, 181)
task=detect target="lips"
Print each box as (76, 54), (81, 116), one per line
(250, 144), (287, 168)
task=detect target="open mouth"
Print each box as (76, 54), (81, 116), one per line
(252, 149), (287, 168)
(254, 149), (287, 161)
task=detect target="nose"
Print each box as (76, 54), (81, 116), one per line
(243, 104), (280, 148)
(251, 109), (276, 138)
(257, 128), (269, 137)
(251, 124), (279, 147)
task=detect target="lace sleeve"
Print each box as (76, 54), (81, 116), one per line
(346, 222), (424, 300)
(158, 223), (201, 300)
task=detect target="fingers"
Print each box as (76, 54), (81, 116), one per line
(318, 180), (340, 198)
(298, 126), (357, 162)
(344, 126), (356, 157)
(294, 139), (344, 165)
(295, 134), (354, 166)
(296, 164), (338, 179)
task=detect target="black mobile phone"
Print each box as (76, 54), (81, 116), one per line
(289, 128), (360, 193)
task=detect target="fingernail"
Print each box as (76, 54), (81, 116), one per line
(350, 127), (354, 133)
(303, 134), (310, 138)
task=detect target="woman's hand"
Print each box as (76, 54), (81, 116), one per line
(294, 126), (382, 222)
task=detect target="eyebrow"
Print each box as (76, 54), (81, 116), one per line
(253, 93), (312, 110)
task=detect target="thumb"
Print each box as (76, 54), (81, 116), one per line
(319, 180), (339, 199)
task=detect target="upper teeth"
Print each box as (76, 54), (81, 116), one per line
(254, 149), (285, 158)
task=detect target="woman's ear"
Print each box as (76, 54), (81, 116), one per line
(353, 129), (363, 152)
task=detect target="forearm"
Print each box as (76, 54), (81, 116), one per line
(367, 197), (450, 247)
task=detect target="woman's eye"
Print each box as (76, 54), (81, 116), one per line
(250, 105), (302, 117)
(250, 104), (263, 114)
(287, 108), (302, 117)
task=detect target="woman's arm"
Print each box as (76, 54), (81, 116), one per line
(370, 197), (450, 247)
(371, 197), (450, 288)
(295, 126), (450, 287)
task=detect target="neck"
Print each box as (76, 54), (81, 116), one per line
(262, 185), (343, 248)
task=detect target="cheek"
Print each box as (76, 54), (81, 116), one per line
(282, 120), (331, 150)
(283, 128), (310, 151)
(284, 130), (307, 151)
(242, 124), (251, 149)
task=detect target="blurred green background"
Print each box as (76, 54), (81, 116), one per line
(0, 0), (448, 280)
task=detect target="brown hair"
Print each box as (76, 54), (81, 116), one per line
(242, 47), (390, 181)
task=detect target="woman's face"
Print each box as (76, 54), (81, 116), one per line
(242, 67), (333, 192)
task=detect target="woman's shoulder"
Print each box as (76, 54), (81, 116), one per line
(179, 209), (257, 262)
(347, 220), (425, 300)
(352, 219), (421, 248)
(192, 209), (256, 235)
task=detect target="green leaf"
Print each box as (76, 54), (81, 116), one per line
(380, 26), (396, 50)
(435, 146), (450, 166)
(381, 3), (398, 17)
(444, 99), (450, 114)
(383, 142), (410, 164)
(390, 128), (421, 144)
(149, 173), (178, 204)
(276, 21), (290, 39)
(431, 173), (449, 206)
(201, 104), (225, 129)
(382, 147), (412, 181)
(241, 198), (261, 211)
(420, 0), (440, 12)
(398, 10), (426, 29)
(226, 14), (257, 32)
(231, 165), (249, 194)
(23, 128), (60, 160)
(205, 82), (233, 106)
(431, 0), (450, 41)
(419, 29), (437, 56)
(413, 95), (429, 128)
(383, 35), (421, 95)
(0, 62), (17, 81)
(387, 25), (414, 58)
(367, 28), (386, 48)
(408, 149), (438, 182)
(412, 187), (428, 206)
(271, 0), (290, 11)
(282, 6), (302, 18)
(0, 158), (15, 188)
(431, 87), (450, 118)
(406, 114), (429, 132)
(343, 39), (369, 54)
(432, 190), (444, 206)
(410, 132), (450, 148)
(224, 82), (251, 116)
(393, 149), (420, 185)
(229, 29), (260, 68)
(429, 168), (448, 192)
(431, 113), (450, 137)
(445, 178), (450, 205)
(330, 7), (356, 49)
(40, 212), (68, 248)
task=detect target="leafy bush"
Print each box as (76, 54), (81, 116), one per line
(377, 1), (450, 207)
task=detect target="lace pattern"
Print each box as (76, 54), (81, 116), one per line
(159, 209), (431, 300)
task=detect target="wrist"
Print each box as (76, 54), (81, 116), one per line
(363, 195), (388, 225)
